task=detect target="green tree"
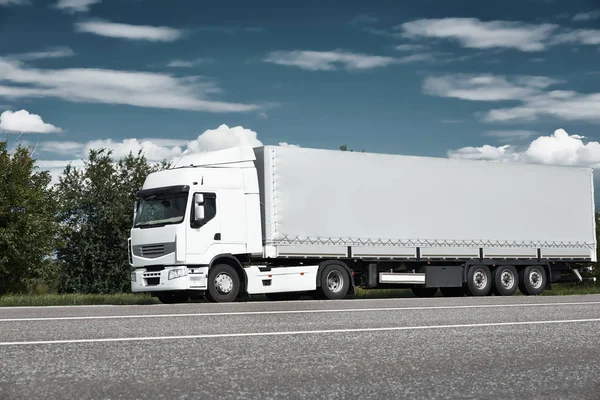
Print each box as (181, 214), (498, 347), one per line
(55, 149), (168, 293)
(0, 141), (58, 294)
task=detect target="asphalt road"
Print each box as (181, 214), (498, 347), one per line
(1, 295), (600, 400)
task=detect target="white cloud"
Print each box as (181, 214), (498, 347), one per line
(39, 141), (84, 156)
(53, 0), (100, 13)
(485, 130), (538, 140)
(399, 18), (558, 51)
(7, 47), (75, 61)
(0, 109), (62, 133)
(552, 29), (600, 45)
(395, 44), (427, 51)
(75, 19), (183, 42)
(167, 58), (213, 68)
(423, 74), (558, 101)
(484, 91), (600, 123)
(573, 10), (600, 21)
(263, 50), (427, 71)
(0, 0), (29, 6)
(278, 142), (300, 147)
(449, 129), (600, 169)
(264, 50), (394, 71)
(185, 124), (262, 153)
(0, 58), (259, 113)
(423, 73), (600, 124)
(37, 124), (268, 183)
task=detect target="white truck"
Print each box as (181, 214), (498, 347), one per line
(128, 145), (597, 303)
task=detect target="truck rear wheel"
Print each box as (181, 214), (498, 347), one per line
(466, 265), (492, 296)
(206, 264), (240, 302)
(492, 265), (519, 296)
(411, 286), (438, 297)
(519, 266), (546, 296)
(319, 264), (350, 300)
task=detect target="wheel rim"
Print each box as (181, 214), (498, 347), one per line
(500, 270), (515, 289)
(472, 269), (488, 290)
(214, 272), (233, 294)
(326, 270), (344, 293)
(529, 269), (543, 289)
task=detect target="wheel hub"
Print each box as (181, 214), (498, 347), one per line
(215, 273), (233, 294)
(500, 270), (514, 289)
(529, 270), (542, 289)
(327, 271), (344, 293)
(473, 269), (487, 289)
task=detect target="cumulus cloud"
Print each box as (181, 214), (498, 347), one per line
(75, 19), (183, 41)
(264, 50), (429, 71)
(399, 18), (558, 51)
(37, 125), (270, 182)
(0, 58), (259, 113)
(0, 109), (62, 133)
(552, 29), (600, 46)
(53, 0), (100, 13)
(449, 129), (600, 169)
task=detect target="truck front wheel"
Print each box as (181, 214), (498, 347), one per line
(206, 264), (240, 302)
(319, 264), (350, 300)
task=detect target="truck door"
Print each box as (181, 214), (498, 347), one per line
(186, 192), (223, 263)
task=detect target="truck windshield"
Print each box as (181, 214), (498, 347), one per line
(134, 192), (188, 228)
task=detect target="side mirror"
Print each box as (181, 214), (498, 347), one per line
(194, 193), (204, 204)
(194, 204), (205, 222)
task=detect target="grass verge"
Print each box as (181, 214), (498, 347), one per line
(0, 293), (159, 307)
(0, 283), (598, 307)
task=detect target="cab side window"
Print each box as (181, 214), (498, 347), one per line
(191, 193), (217, 228)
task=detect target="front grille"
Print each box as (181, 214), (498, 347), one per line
(132, 242), (175, 259)
(146, 277), (160, 286)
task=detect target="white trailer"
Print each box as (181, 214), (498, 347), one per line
(128, 145), (596, 303)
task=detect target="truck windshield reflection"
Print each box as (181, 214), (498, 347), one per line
(134, 192), (188, 228)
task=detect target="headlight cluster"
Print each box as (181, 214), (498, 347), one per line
(168, 267), (188, 280)
(130, 272), (136, 282)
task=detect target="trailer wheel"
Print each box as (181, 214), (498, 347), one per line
(319, 264), (350, 300)
(466, 265), (492, 296)
(519, 266), (546, 296)
(440, 286), (465, 297)
(206, 264), (240, 303)
(492, 265), (519, 296)
(410, 286), (438, 297)
(156, 292), (189, 304)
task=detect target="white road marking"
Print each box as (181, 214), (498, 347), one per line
(1, 318), (599, 346)
(1, 301), (599, 322)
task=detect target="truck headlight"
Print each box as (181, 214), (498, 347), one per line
(168, 267), (188, 280)
(131, 272), (136, 282)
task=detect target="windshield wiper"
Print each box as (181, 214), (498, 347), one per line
(135, 221), (167, 229)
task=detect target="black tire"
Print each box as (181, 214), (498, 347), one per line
(440, 286), (465, 297)
(466, 265), (492, 296)
(492, 265), (519, 296)
(411, 286), (438, 297)
(206, 264), (240, 303)
(519, 266), (547, 296)
(319, 264), (350, 300)
(157, 291), (189, 304)
(265, 292), (302, 301)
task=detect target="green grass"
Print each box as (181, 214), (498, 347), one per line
(0, 293), (159, 307)
(0, 283), (598, 307)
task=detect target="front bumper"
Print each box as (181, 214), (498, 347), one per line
(131, 266), (208, 292)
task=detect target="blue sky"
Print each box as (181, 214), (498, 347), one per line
(1, 0), (600, 187)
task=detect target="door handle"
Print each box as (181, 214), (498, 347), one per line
(214, 233), (221, 241)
